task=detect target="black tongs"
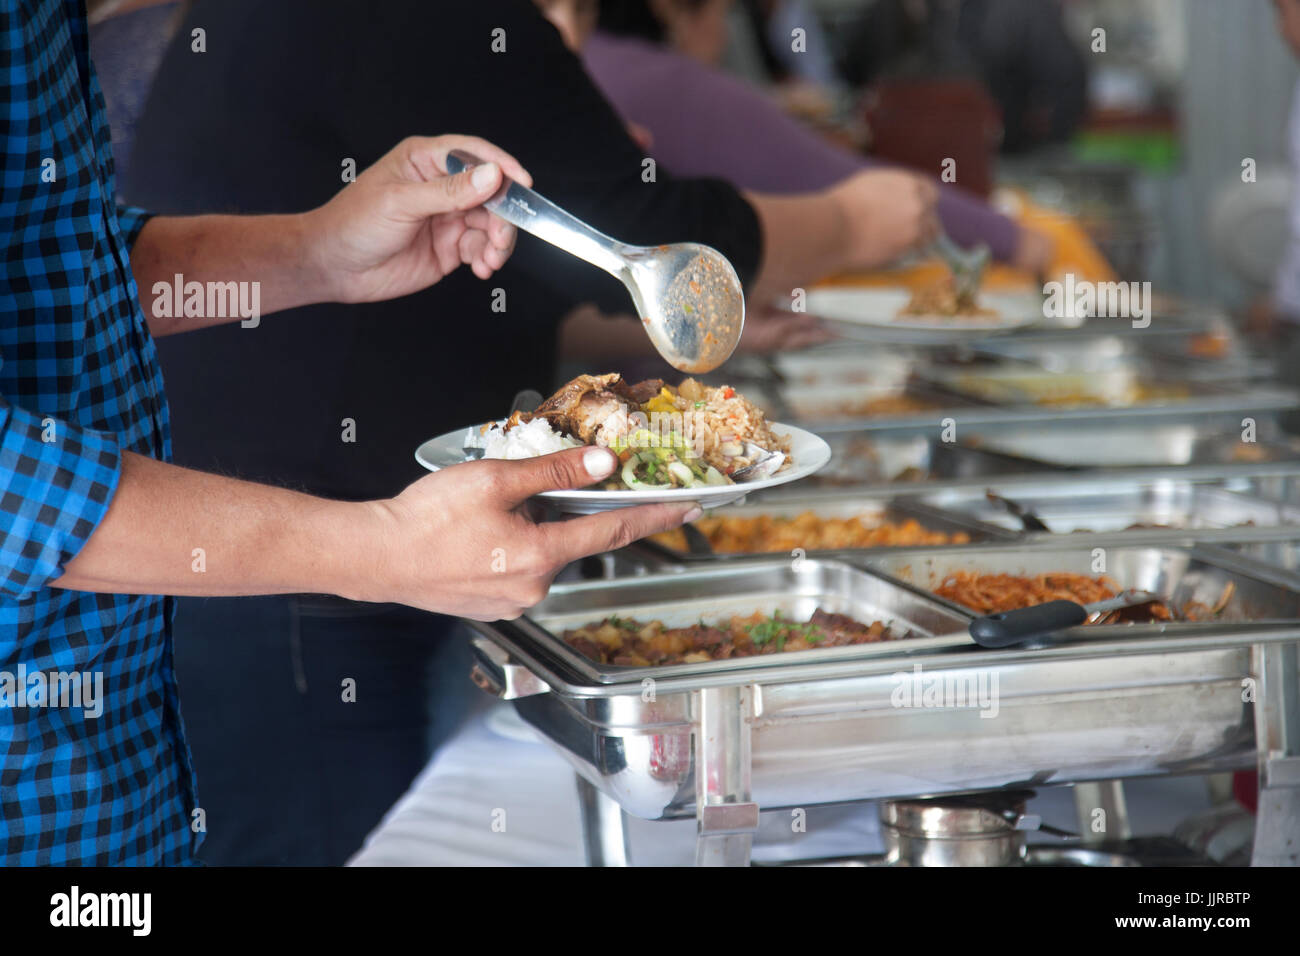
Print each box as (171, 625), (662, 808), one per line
(968, 589), (1162, 649)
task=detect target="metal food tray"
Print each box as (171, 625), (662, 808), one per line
(779, 434), (1061, 490)
(768, 349), (917, 389)
(906, 479), (1300, 543)
(501, 558), (977, 688)
(858, 541), (1300, 625)
(635, 492), (1014, 563)
(919, 361), (1230, 408)
(757, 379), (985, 427)
(778, 384), (1298, 436)
(466, 547), (1300, 869)
(960, 422), (1300, 470)
(1205, 538), (1300, 574)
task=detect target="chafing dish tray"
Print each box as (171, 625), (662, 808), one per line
(859, 542), (1300, 625)
(961, 422), (1300, 470)
(776, 434), (1060, 490)
(775, 384), (1298, 436)
(495, 558), (978, 687)
(1205, 539), (1300, 575)
(754, 379), (985, 427)
(636, 492), (1014, 563)
(919, 362), (1247, 410)
(906, 479), (1300, 542)
(768, 348), (916, 388)
(465, 550), (1300, 834)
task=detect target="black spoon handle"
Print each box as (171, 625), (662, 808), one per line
(969, 600), (1088, 648)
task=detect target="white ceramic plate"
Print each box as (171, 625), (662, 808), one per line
(415, 423), (832, 514)
(805, 287), (1043, 342)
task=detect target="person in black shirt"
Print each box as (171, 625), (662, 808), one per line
(127, 0), (939, 864)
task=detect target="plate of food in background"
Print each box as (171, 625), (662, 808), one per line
(415, 373), (832, 513)
(803, 283), (1043, 342)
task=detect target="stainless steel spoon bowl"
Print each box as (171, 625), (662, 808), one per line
(446, 149), (745, 373)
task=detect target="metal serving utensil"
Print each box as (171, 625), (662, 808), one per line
(968, 589), (1162, 648)
(933, 231), (990, 303)
(985, 489), (1052, 533)
(729, 442), (786, 482)
(446, 150), (745, 374)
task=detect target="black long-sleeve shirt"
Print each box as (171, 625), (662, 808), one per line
(126, 0), (761, 500)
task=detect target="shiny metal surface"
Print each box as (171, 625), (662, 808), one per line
(473, 631), (1263, 820)
(1214, 538), (1300, 573)
(908, 479), (1300, 541)
(860, 541), (1300, 625)
(1024, 847), (1142, 867)
(782, 434), (1060, 490)
(880, 793), (1027, 866)
(758, 379), (985, 427)
(932, 232), (991, 301)
(790, 384), (1298, 436)
(445, 149), (742, 373)
(466, 546), (1300, 824)
(962, 422), (1300, 469)
(520, 558), (978, 685)
(632, 491), (1015, 564)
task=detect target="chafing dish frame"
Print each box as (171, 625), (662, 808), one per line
(465, 546), (1300, 866)
(902, 479), (1300, 544)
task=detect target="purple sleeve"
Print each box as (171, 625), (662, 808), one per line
(583, 32), (1021, 264)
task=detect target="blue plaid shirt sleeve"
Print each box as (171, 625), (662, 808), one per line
(116, 204), (154, 249)
(0, 396), (123, 601)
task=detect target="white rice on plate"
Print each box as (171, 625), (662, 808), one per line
(468, 418), (581, 460)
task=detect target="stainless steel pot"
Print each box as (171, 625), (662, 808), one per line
(880, 792), (1031, 866)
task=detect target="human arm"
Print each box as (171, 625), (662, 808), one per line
(128, 135), (530, 336)
(52, 445), (695, 621)
(583, 30), (1026, 267)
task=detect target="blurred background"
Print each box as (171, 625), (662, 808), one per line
(91, 0), (1300, 316)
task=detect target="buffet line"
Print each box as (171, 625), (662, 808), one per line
(465, 304), (1300, 867)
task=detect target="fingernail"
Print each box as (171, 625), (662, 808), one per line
(471, 162), (499, 191)
(682, 505), (704, 523)
(584, 446), (616, 479)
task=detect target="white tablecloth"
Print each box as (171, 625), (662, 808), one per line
(349, 702), (1214, 867)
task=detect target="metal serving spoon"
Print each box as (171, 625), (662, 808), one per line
(985, 489), (1051, 533)
(933, 231), (990, 303)
(968, 589), (1162, 648)
(729, 442), (786, 482)
(446, 150), (745, 374)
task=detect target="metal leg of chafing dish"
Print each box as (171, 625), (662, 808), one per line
(575, 774), (632, 867)
(694, 685), (760, 867)
(1073, 781), (1132, 845)
(1251, 642), (1300, 866)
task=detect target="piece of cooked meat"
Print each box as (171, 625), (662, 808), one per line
(612, 377), (664, 405)
(531, 373), (662, 446)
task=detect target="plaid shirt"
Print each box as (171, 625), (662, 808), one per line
(1, 0), (198, 864)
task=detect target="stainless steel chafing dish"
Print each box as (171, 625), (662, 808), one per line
(465, 550), (1300, 866)
(958, 422), (1300, 471)
(752, 378), (985, 428)
(772, 433), (1061, 491)
(905, 479), (1300, 543)
(633, 490), (1014, 564)
(1207, 538), (1300, 574)
(859, 541), (1300, 623)
(778, 383), (1299, 436)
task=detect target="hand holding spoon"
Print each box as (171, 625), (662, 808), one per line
(446, 149), (745, 374)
